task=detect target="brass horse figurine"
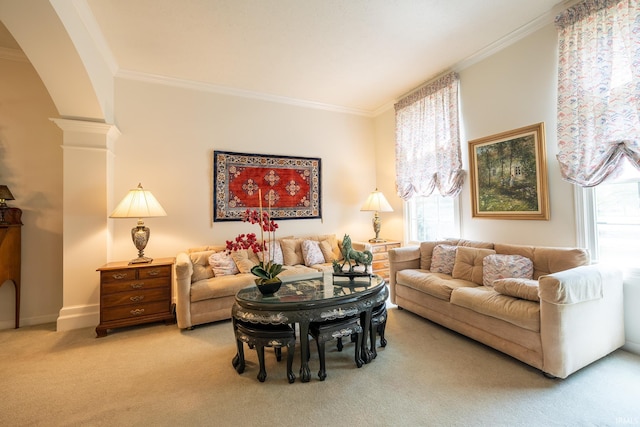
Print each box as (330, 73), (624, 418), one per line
(338, 234), (373, 273)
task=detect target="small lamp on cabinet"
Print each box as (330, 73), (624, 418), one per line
(360, 188), (393, 243)
(0, 185), (15, 225)
(110, 183), (167, 264)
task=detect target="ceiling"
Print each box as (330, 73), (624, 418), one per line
(5, 0), (572, 115)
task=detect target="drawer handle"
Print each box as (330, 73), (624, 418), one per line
(112, 272), (128, 280)
(147, 269), (161, 276)
(130, 296), (144, 302)
(130, 309), (145, 316)
(130, 283), (144, 289)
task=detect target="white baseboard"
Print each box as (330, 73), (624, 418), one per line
(623, 340), (640, 355)
(56, 304), (100, 332)
(0, 313), (59, 330)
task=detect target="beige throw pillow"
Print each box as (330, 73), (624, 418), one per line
(493, 278), (540, 302)
(229, 250), (259, 274)
(281, 238), (304, 265)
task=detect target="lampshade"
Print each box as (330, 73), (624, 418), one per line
(0, 185), (15, 207)
(360, 189), (393, 243)
(110, 183), (167, 264)
(360, 189), (393, 213)
(110, 183), (167, 219)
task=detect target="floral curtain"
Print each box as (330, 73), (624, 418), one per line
(394, 72), (464, 200)
(556, 0), (640, 186)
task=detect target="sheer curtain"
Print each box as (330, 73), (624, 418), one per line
(556, 0), (640, 186)
(394, 72), (464, 200)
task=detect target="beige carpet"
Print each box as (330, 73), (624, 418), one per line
(2, 306), (640, 427)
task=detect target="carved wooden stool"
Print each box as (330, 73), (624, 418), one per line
(309, 316), (363, 381)
(369, 303), (388, 359)
(232, 320), (296, 383)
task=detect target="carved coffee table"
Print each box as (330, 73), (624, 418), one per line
(232, 273), (388, 382)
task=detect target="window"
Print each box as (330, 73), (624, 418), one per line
(578, 161), (640, 268)
(405, 195), (459, 244)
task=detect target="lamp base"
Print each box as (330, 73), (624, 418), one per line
(129, 256), (153, 265)
(368, 238), (387, 243)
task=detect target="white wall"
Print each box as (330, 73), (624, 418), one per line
(375, 24), (577, 247)
(0, 56), (63, 329)
(108, 77), (378, 264)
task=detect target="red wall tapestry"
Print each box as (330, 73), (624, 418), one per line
(213, 151), (321, 221)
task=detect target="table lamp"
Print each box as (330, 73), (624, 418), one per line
(110, 183), (167, 264)
(360, 188), (393, 243)
(0, 185), (15, 224)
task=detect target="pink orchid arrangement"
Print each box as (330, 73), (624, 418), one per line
(225, 189), (283, 283)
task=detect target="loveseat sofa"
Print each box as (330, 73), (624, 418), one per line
(388, 239), (625, 378)
(175, 234), (366, 329)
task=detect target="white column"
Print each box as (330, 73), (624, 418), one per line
(51, 118), (120, 331)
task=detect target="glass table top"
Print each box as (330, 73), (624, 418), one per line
(235, 272), (385, 308)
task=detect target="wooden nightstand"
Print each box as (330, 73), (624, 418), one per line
(369, 240), (401, 282)
(96, 257), (175, 337)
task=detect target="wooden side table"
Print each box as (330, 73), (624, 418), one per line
(96, 257), (175, 337)
(0, 207), (22, 329)
(368, 240), (401, 282)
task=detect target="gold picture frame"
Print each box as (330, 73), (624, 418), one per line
(468, 122), (549, 220)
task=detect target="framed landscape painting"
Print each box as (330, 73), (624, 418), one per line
(468, 123), (549, 220)
(213, 151), (321, 222)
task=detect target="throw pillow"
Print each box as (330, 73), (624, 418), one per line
(208, 251), (239, 276)
(452, 246), (497, 285)
(189, 250), (215, 282)
(229, 249), (259, 274)
(257, 240), (284, 265)
(301, 239), (326, 266)
(483, 254), (534, 287)
(319, 240), (336, 262)
(281, 238), (304, 265)
(430, 244), (458, 275)
(493, 278), (540, 302)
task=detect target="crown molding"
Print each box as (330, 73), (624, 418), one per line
(116, 69), (374, 117)
(0, 47), (28, 62)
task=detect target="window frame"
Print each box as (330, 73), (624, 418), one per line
(403, 194), (461, 246)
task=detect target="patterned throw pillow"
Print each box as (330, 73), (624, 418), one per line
(302, 240), (326, 266)
(208, 251), (239, 276)
(430, 244), (458, 274)
(483, 254), (534, 287)
(257, 240), (284, 265)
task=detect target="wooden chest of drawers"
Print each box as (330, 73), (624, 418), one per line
(96, 257), (175, 337)
(369, 241), (401, 282)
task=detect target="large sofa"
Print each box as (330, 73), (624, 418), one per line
(175, 234), (366, 329)
(388, 239), (625, 378)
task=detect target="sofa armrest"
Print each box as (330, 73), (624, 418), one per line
(539, 264), (624, 378)
(539, 264), (609, 305)
(388, 246), (421, 303)
(175, 252), (194, 329)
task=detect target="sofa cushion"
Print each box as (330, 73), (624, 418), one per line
(396, 269), (477, 301)
(493, 278), (540, 302)
(494, 243), (589, 279)
(191, 273), (255, 302)
(230, 249), (259, 274)
(208, 251), (239, 276)
(188, 250), (216, 283)
(430, 244), (458, 274)
(483, 254), (534, 287)
(315, 234), (342, 260)
(281, 238), (304, 265)
(450, 286), (540, 332)
(302, 239), (326, 266)
(452, 246), (496, 285)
